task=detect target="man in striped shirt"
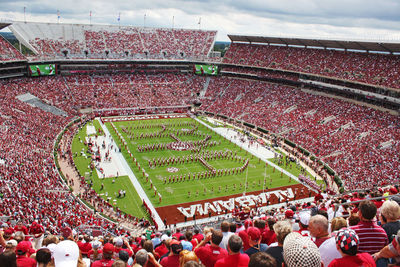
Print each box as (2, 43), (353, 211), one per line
(350, 200), (388, 254)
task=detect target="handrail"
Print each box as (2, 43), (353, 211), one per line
(333, 193), (400, 218)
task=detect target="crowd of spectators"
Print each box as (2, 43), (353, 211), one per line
(0, 72), (203, 238)
(223, 42), (400, 89)
(0, 36), (25, 62)
(10, 73), (203, 116)
(201, 76), (400, 190)
(0, 79), (124, 236)
(25, 26), (216, 59)
(0, 71), (399, 260)
(1, 186), (400, 266)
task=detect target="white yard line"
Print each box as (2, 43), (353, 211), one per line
(96, 118), (164, 229)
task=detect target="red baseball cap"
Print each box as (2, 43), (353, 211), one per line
(4, 229), (13, 236)
(285, 209), (294, 218)
(103, 243), (114, 254)
(247, 227), (261, 241)
(16, 241), (31, 254)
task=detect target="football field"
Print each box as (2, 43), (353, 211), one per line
(72, 115), (315, 221)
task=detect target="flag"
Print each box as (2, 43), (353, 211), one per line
(57, 10), (60, 20)
(118, 12), (120, 22)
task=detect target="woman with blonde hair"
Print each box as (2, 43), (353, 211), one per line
(330, 217), (347, 232)
(380, 200), (400, 243)
(179, 250), (199, 267)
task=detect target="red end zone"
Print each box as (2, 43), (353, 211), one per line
(156, 183), (315, 225)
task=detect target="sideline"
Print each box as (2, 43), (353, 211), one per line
(96, 118), (165, 229)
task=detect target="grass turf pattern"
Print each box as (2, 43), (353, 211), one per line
(105, 117), (306, 208)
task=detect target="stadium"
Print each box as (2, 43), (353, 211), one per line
(0, 13), (399, 267)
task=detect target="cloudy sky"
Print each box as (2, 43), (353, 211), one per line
(1, 0), (400, 42)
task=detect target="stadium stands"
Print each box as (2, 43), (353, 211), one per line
(0, 70), (398, 245)
(223, 42), (400, 89)
(9, 22), (217, 59)
(201, 76), (400, 190)
(0, 35), (25, 62)
(1, 184), (399, 266)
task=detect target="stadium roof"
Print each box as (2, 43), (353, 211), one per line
(228, 35), (400, 54)
(0, 22), (11, 31)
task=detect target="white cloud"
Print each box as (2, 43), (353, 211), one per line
(1, 0), (400, 41)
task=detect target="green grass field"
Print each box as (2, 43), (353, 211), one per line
(72, 116), (316, 218)
(72, 120), (147, 219)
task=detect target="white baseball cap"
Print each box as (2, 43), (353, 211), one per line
(299, 211), (311, 226)
(53, 240), (79, 267)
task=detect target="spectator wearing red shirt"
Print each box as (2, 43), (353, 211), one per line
(113, 237), (133, 258)
(296, 211), (311, 237)
(215, 235), (249, 267)
(263, 218), (278, 246)
(193, 229), (204, 243)
(87, 240), (103, 263)
(14, 221), (28, 236)
(29, 221), (45, 250)
(60, 223), (72, 239)
(16, 241), (36, 267)
(160, 239), (182, 267)
(92, 243), (114, 267)
(314, 191), (324, 202)
(194, 230), (228, 267)
(155, 235), (169, 257)
(350, 200), (388, 254)
(238, 219), (253, 251)
(172, 229), (183, 240)
(78, 235), (92, 257)
(309, 215), (330, 248)
(328, 228), (375, 267)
